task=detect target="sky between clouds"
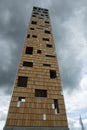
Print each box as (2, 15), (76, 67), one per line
(0, 0), (87, 130)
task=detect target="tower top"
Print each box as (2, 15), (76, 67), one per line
(33, 6), (48, 12)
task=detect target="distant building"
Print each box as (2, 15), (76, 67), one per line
(3, 7), (69, 130)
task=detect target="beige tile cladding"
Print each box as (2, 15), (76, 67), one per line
(5, 7), (68, 127)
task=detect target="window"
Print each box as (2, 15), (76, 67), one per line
(54, 99), (59, 114)
(35, 89), (47, 97)
(33, 12), (38, 15)
(17, 97), (26, 107)
(27, 34), (30, 38)
(46, 44), (52, 48)
(37, 50), (41, 54)
(30, 28), (34, 30)
(45, 55), (55, 58)
(45, 15), (49, 17)
(32, 35), (37, 38)
(43, 11), (48, 14)
(33, 7), (37, 10)
(44, 30), (51, 34)
(32, 15), (36, 17)
(43, 64), (51, 67)
(44, 9), (48, 11)
(23, 61), (33, 67)
(43, 113), (46, 120)
(31, 21), (37, 24)
(41, 14), (44, 16)
(37, 27), (43, 30)
(45, 21), (49, 24)
(25, 47), (33, 55)
(43, 38), (49, 41)
(50, 70), (57, 79)
(17, 76), (28, 87)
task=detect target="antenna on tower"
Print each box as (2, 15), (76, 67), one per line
(79, 115), (85, 130)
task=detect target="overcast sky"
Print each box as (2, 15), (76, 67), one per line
(0, 0), (87, 130)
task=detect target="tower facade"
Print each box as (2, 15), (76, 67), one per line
(4, 7), (69, 130)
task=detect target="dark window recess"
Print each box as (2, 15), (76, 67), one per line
(44, 9), (48, 11)
(45, 21), (49, 24)
(35, 89), (47, 97)
(45, 30), (51, 34)
(31, 21), (37, 24)
(46, 44), (52, 48)
(33, 7), (37, 10)
(50, 70), (57, 79)
(45, 55), (55, 58)
(41, 14), (44, 16)
(17, 76), (28, 87)
(43, 38), (49, 41)
(27, 34), (30, 38)
(44, 30), (50, 34)
(37, 50), (41, 54)
(18, 97), (26, 101)
(25, 47), (33, 55)
(23, 61), (33, 67)
(45, 15), (49, 17)
(54, 99), (59, 113)
(43, 11), (48, 14)
(43, 64), (51, 67)
(32, 15), (36, 17)
(33, 12), (38, 15)
(30, 28), (34, 30)
(32, 35), (37, 38)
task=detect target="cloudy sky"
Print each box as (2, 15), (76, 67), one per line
(0, 0), (87, 130)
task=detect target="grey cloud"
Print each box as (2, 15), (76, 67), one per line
(0, 0), (87, 95)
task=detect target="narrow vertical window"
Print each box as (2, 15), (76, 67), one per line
(27, 34), (30, 38)
(54, 99), (59, 114)
(50, 70), (57, 79)
(43, 113), (46, 120)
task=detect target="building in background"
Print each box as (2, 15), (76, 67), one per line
(3, 7), (69, 130)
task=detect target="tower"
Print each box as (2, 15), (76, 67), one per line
(4, 7), (69, 130)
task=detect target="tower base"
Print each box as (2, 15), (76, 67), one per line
(4, 126), (69, 130)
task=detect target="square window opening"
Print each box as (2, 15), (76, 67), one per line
(37, 50), (41, 54)
(17, 76), (28, 87)
(25, 47), (33, 55)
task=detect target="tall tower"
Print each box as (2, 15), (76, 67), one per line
(4, 7), (69, 130)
